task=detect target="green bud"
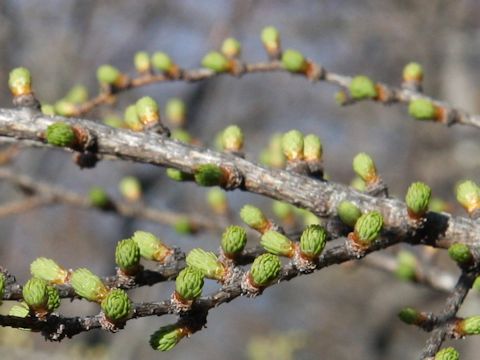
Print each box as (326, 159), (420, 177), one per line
(166, 168), (192, 182)
(337, 201), (362, 227)
(300, 224), (327, 258)
(434, 347), (459, 360)
(88, 186), (110, 208)
(398, 307), (421, 325)
(281, 130), (304, 161)
(474, 276), (480, 291)
(207, 187), (228, 214)
(201, 51), (230, 73)
(403, 62), (423, 82)
(101, 289), (132, 322)
(240, 204), (269, 232)
(103, 115), (125, 129)
(41, 104), (56, 116)
(352, 152), (377, 183)
(174, 217), (193, 235)
(30, 257), (68, 284)
(151, 52), (174, 72)
(302, 211), (321, 226)
(194, 164), (223, 187)
(171, 129), (192, 144)
(97, 64), (121, 85)
(22, 278), (48, 310)
(395, 251), (417, 281)
(70, 268), (108, 302)
(131, 231), (171, 262)
(405, 182), (431, 216)
(65, 85), (88, 104)
(456, 180), (480, 214)
(349, 75), (377, 99)
(119, 176), (142, 202)
(272, 201), (294, 220)
(135, 96), (160, 125)
(261, 26), (280, 53)
(459, 316), (480, 335)
(260, 230), (294, 257)
(408, 99), (436, 120)
(351, 177), (366, 192)
(221, 225), (247, 256)
(429, 197), (449, 212)
(46, 285), (60, 312)
(186, 248), (225, 280)
(45, 122), (76, 147)
(124, 104), (143, 131)
(354, 211), (383, 245)
(281, 49), (307, 73)
(0, 273), (5, 302)
(175, 267), (204, 301)
(448, 243), (472, 265)
(150, 325), (186, 351)
(9, 302), (30, 318)
(165, 98), (186, 126)
(221, 125), (244, 151)
(134, 51), (151, 73)
(334, 90), (347, 106)
(9, 67), (32, 96)
(115, 239), (141, 273)
(303, 134), (322, 161)
(250, 253), (281, 287)
(54, 99), (76, 117)
(221, 37), (242, 58)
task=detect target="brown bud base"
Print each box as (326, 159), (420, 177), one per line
(406, 208), (428, 227)
(365, 178), (388, 198)
(115, 265), (143, 286)
(264, 46), (281, 61)
(165, 64), (183, 79)
(12, 93), (41, 110)
(229, 60), (246, 77)
(99, 311), (125, 333)
(285, 160), (310, 176)
(374, 84), (395, 103)
(401, 80), (423, 93)
(346, 233), (370, 259)
(101, 74), (130, 94)
(218, 166), (244, 190)
(72, 152), (99, 169)
(144, 122), (171, 137)
(241, 272), (264, 298)
(171, 291), (194, 314)
(305, 60), (325, 81)
(292, 243), (317, 273)
(305, 160), (324, 180)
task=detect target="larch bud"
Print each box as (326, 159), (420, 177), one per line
(124, 104), (143, 131)
(281, 49), (307, 73)
(165, 98), (186, 126)
(455, 180), (480, 215)
(150, 325), (187, 352)
(103, 116), (125, 129)
(46, 285), (60, 312)
(45, 122), (76, 147)
(260, 230), (294, 257)
(174, 217), (193, 235)
(0, 273), (5, 303)
(272, 201), (294, 221)
(101, 289), (132, 322)
(54, 100), (76, 117)
(65, 85), (88, 104)
(221, 37), (242, 59)
(349, 75), (377, 99)
(131, 231), (172, 262)
(281, 130), (304, 161)
(448, 243), (473, 265)
(166, 168), (192, 182)
(353, 211), (383, 245)
(261, 26), (281, 56)
(207, 187), (228, 215)
(194, 164), (223, 187)
(395, 251), (417, 281)
(171, 129), (192, 144)
(88, 186), (110, 208)
(30, 257), (68, 284)
(96, 65), (121, 86)
(22, 278), (49, 310)
(434, 347), (459, 360)
(250, 253), (281, 287)
(403, 62), (424, 82)
(457, 316), (480, 335)
(134, 51), (151, 73)
(398, 307), (422, 325)
(115, 239), (141, 274)
(70, 268), (108, 302)
(201, 51), (230, 73)
(337, 201), (362, 227)
(41, 104), (55, 116)
(119, 176), (142, 202)
(186, 248), (225, 280)
(135, 96), (160, 125)
(408, 99), (436, 120)
(9, 67), (32, 97)
(151, 52), (174, 72)
(405, 182), (431, 218)
(221, 125), (244, 152)
(240, 204), (269, 232)
(352, 152), (378, 184)
(221, 225), (247, 257)
(303, 134), (322, 161)
(175, 267), (204, 301)
(300, 224), (327, 259)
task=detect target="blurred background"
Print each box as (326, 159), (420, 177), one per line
(0, 1), (480, 359)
